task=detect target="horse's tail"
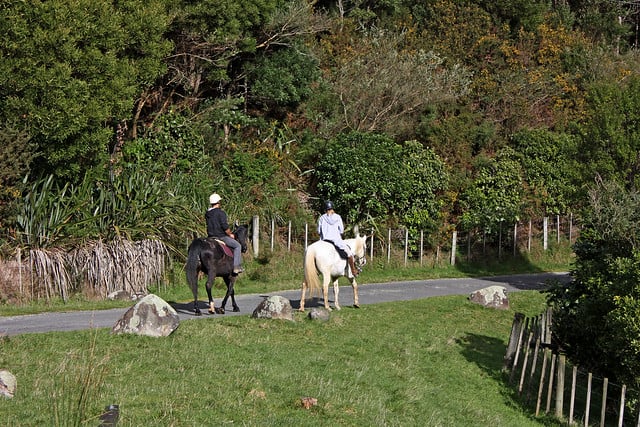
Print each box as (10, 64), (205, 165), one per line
(185, 240), (202, 297)
(304, 244), (321, 297)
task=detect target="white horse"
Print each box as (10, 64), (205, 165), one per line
(299, 229), (367, 311)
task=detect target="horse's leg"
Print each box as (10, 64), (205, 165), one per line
(322, 273), (332, 311)
(351, 277), (360, 308)
(333, 278), (341, 310)
(228, 275), (240, 312)
(186, 261), (201, 316)
(219, 275), (239, 314)
(218, 276), (229, 314)
(299, 282), (307, 311)
(206, 273), (216, 314)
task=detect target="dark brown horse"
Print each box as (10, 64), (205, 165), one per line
(185, 225), (248, 315)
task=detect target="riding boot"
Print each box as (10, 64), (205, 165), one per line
(348, 256), (359, 277)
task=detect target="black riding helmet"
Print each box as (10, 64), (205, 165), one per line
(324, 200), (334, 211)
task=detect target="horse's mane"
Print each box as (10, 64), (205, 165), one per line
(345, 234), (366, 257)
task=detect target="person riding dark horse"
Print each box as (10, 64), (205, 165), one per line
(317, 200), (360, 277)
(205, 192), (244, 274)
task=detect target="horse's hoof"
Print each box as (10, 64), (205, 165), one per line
(215, 307), (225, 315)
(208, 308), (215, 314)
(194, 310), (202, 316)
(233, 307), (240, 312)
(353, 304), (360, 309)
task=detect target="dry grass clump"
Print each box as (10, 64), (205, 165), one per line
(0, 259), (29, 304)
(0, 239), (169, 303)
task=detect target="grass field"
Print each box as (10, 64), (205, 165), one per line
(0, 291), (563, 426)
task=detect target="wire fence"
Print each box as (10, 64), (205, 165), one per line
(249, 214), (579, 265)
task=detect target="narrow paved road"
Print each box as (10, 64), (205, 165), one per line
(0, 272), (570, 336)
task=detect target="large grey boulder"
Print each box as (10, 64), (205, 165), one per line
(469, 285), (510, 310)
(251, 296), (294, 321)
(0, 369), (17, 398)
(112, 294), (180, 337)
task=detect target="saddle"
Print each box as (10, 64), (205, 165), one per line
(206, 237), (234, 258)
(323, 239), (349, 259)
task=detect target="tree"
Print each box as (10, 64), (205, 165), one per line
(575, 77), (640, 189)
(0, 124), (34, 241)
(314, 132), (448, 231)
(310, 27), (472, 140)
(245, 44), (320, 110)
(0, 0), (172, 179)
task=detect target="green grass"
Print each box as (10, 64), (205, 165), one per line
(0, 291), (562, 426)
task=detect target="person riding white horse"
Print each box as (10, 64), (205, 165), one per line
(317, 200), (360, 277)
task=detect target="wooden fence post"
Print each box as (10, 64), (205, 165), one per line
(504, 312), (525, 372)
(404, 228), (408, 266)
(543, 217), (548, 250)
(252, 215), (260, 257)
(270, 218), (275, 251)
(585, 372), (592, 426)
(519, 332), (534, 393)
(546, 353), (556, 414)
(569, 213), (573, 243)
(569, 365), (577, 424)
(450, 230), (457, 266)
(619, 385), (627, 427)
(555, 354), (566, 419)
(387, 229), (391, 262)
(536, 349), (550, 416)
(510, 317), (529, 383)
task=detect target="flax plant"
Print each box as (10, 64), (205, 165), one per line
(14, 170), (193, 300)
(16, 175), (77, 248)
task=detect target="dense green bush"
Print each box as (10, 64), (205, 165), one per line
(458, 147), (524, 234)
(546, 179), (640, 400)
(510, 128), (581, 215)
(315, 132), (448, 232)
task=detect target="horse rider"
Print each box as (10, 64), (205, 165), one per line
(205, 193), (244, 274)
(317, 200), (360, 277)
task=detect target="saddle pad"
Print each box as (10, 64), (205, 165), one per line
(213, 239), (234, 258)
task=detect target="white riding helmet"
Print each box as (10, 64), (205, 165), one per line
(209, 193), (222, 204)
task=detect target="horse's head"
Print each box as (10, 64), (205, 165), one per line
(352, 227), (368, 269)
(234, 224), (249, 253)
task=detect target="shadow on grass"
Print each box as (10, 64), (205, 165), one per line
(456, 332), (563, 425)
(454, 248), (545, 276)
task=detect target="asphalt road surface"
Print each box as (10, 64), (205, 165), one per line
(0, 272), (570, 336)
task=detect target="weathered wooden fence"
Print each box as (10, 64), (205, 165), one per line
(250, 214), (579, 264)
(504, 310), (640, 426)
